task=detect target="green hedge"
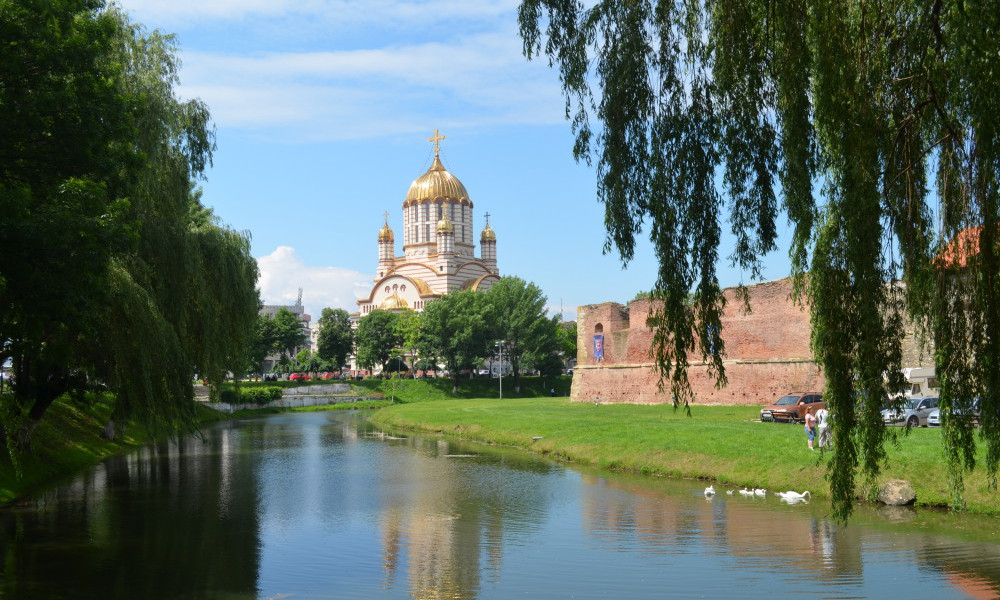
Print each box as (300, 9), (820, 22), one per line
(219, 386), (284, 405)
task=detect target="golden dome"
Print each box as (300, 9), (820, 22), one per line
(406, 155), (469, 203)
(436, 215), (454, 233)
(480, 223), (495, 242)
(379, 292), (408, 310)
(378, 222), (394, 242)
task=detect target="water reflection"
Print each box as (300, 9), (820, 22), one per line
(0, 411), (997, 600)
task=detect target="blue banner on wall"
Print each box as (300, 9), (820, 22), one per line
(593, 335), (604, 360)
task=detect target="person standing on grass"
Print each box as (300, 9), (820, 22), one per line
(816, 407), (832, 453)
(804, 406), (817, 451)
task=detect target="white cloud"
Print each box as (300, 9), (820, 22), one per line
(174, 31), (565, 141)
(257, 246), (373, 318)
(121, 0), (516, 27)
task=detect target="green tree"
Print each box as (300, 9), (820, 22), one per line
(247, 312), (277, 375)
(557, 320), (578, 370)
(268, 308), (307, 366)
(419, 291), (493, 393)
(396, 310), (424, 377)
(355, 310), (402, 372)
(0, 1), (258, 442)
(484, 277), (559, 393)
(519, 0), (1000, 517)
(316, 308), (353, 370)
(295, 349), (323, 375)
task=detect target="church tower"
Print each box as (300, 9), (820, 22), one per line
(377, 214), (394, 279)
(356, 130), (502, 319)
(480, 214), (497, 273)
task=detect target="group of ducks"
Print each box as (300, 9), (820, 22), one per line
(703, 485), (811, 503)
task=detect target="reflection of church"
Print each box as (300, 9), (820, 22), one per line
(356, 131), (501, 317)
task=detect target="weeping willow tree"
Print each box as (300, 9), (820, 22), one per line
(0, 1), (258, 444)
(519, 0), (999, 518)
(92, 13), (260, 437)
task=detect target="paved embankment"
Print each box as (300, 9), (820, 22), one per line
(203, 382), (378, 414)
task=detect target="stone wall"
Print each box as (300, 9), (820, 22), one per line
(572, 277), (934, 407)
(572, 278), (823, 406)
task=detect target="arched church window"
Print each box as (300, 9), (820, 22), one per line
(595, 323), (604, 334)
(392, 284), (398, 291)
(401, 285), (406, 292)
(385, 286), (390, 293)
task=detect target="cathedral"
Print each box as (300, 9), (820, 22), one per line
(356, 131), (501, 317)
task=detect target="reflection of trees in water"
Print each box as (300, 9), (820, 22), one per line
(372, 432), (559, 600)
(0, 422), (262, 599)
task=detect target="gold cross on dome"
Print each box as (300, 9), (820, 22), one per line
(428, 129), (445, 155)
(483, 212), (490, 225)
(383, 211), (389, 224)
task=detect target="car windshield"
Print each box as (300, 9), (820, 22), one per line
(775, 396), (800, 406)
(906, 397), (926, 410)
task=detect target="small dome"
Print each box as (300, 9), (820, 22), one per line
(480, 223), (496, 242)
(379, 293), (408, 310)
(378, 222), (394, 242)
(436, 215), (454, 234)
(406, 155), (470, 203)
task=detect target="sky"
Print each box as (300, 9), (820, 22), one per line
(117, 0), (794, 322)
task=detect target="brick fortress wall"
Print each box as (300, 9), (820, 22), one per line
(571, 278), (823, 406)
(571, 277), (933, 406)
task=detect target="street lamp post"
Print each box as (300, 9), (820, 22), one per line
(495, 340), (505, 399)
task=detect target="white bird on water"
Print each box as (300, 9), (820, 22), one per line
(775, 490), (811, 500)
(704, 485), (715, 496)
(738, 488), (754, 496)
(754, 488), (767, 497)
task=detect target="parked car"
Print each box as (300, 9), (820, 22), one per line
(882, 396), (938, 427)
(927, 398), (980, 427)
(760, 392), (824, 423)
(288, 372), (311, 381)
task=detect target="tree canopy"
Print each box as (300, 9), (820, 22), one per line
(316, 308), (354, 370)
(0, 0), (258, 442)
(519, 0), (1000, 517)
(355, 310), (402, 372)
(485, 277), (560, 392)
(419, 291), (493, 393)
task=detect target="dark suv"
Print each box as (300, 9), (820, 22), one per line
(760, 392), (824, 423)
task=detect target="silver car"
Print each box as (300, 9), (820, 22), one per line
(928, 408), (940, 427)
(882, 396), (939, 428)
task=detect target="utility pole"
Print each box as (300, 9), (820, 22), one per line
(495, 340), (505, 399)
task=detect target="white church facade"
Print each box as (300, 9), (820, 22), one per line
(356, 131), (501, 317)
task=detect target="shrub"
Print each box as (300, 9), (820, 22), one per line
(240, 386), (283, 406)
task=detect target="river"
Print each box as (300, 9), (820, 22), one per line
(0, 411), (998, 599)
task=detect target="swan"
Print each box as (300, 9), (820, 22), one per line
(704, 485), (715, 496)
(776, 490), (811, 500)
(738, 488), (754, 496)
(754, 488), (767, 497)
(726, 490), (735, 495)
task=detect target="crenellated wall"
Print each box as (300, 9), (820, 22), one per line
(571, 277), (933, 406)
(571, 278), (823, 406)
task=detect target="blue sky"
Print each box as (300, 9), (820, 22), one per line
(118, 0), (793, 321)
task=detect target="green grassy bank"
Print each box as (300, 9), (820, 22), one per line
(0, 394), (227, 505)
(370, 396), (1000, 515)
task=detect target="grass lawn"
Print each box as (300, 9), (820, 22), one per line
(370, 396), (1000, 515)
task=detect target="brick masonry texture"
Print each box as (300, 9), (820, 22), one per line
(572, 277), (932, 406)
